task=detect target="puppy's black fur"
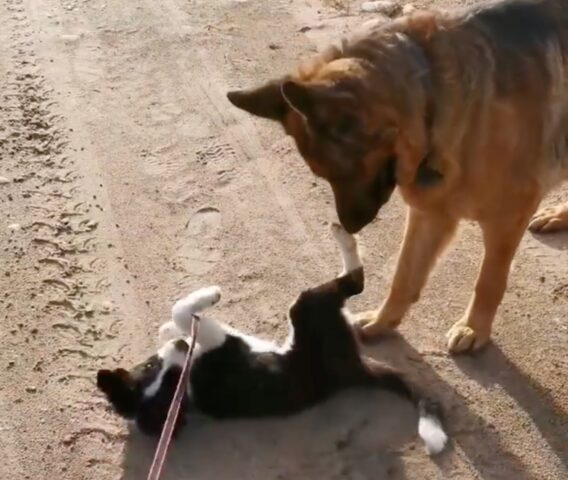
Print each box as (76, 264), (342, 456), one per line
(97, 227), (447, 454)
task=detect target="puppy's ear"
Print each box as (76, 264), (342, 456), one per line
(97, 368), (130, 393)
(227, 79), (288, 121)
(96, 368), (138, 418)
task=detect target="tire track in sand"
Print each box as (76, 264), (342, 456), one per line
(1, 0), (143, 478)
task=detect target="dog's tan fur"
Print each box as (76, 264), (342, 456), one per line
(227, 0), (568, 353)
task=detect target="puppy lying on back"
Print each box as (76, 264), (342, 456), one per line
(97, 224), (448, 455)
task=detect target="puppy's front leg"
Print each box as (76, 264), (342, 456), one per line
(356, 208), (457, 339)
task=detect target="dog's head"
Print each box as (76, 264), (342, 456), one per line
(227, 29), (433, 233)
(96, 339), (190, 436)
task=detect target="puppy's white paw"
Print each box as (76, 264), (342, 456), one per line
(159, 321), (183, 344)
(173, 286), (221, 316)
(195, 286), (221, 309)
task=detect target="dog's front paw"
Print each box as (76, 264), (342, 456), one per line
(446, 322), (490, 354)
(352, 310), (400, 342)
(529, 204), (568, 233)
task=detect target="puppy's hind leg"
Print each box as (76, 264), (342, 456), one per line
(362, 357), (448, 456)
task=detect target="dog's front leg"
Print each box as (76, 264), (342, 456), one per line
(446, 211), (532, 354)
(355, 208), (458, 339)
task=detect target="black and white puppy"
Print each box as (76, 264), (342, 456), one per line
(97, 224), (448, 455)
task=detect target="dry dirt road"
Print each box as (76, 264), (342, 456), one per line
(1, 0), (567, 479)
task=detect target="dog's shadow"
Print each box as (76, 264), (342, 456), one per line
(364, 336), (567, 480)
(453, 343), (568, 469)
(529, 230), (568, 251)
(120, 337), (566, 480)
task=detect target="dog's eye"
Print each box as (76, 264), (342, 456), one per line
(331, 115), (357, 137)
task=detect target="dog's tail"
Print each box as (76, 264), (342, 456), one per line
(363, 358), (448, 455)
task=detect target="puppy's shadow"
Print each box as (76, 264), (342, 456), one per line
(364, 336), (566, 480)
(120, 391), (415, 480)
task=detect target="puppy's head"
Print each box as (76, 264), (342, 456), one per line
(228, 32), (432, 233)
(97, 339), (190, 436)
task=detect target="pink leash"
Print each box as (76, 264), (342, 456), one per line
(146, 315), (200, 480)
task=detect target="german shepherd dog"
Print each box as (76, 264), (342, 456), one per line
(227, 0), (568, 353)
(97, 224), (448, 455)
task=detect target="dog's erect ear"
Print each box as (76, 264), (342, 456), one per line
(281, 81), (313, 117)
(227, 79), (287, 121)
(281, 80), (357, 128)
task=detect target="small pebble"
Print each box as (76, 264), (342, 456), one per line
(402, 4), (416, 15)
(298, 22), (325, 33)
(26, 386), (37, 394)
(360, 16), (389, 30)
(8, 224), (21, 231)
(101, 301), (113, 313)
(0, 176), (10, 184)
(361, 1), (398, 15)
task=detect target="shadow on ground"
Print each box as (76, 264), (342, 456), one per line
(453, 344), (568, 469)
(121, 389), (412, 480)
(120, 336), (566, 480)
(530, 231), (568, 251)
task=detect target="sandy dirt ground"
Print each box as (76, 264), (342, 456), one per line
(1, 0), (567, 478)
